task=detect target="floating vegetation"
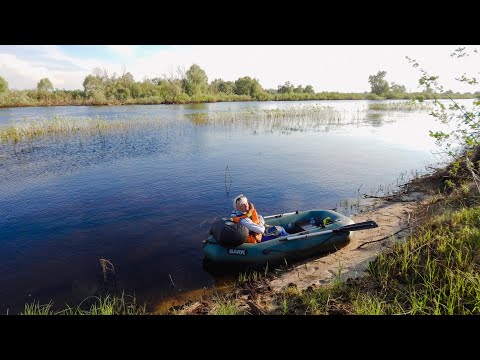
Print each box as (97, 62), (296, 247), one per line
(368, 101), (433, 111)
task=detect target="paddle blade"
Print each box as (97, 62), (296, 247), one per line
(333, 220), (378, 232)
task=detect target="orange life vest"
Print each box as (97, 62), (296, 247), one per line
(232, 202), (262, 244)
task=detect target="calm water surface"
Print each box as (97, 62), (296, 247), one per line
(0, 100), (454, 313)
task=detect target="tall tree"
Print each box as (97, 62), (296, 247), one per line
(0, 76), (8, 93)
(304, 85), (315, 94)
(219, 81), (235, 94)
(390, 82), (406, 93)
(83, 74), (104, 97)
(278, 81), (294, 94)
(37, 78), (54, 92)
(235, 76), (262, 97)
(293, 85), (304, 93)
(368, 71), (389, 95)
(183, 64), (208, 96)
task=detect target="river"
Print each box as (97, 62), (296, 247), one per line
(0, 99), (458, 313)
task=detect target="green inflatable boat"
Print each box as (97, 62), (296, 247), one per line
(202, 209), (377, 265)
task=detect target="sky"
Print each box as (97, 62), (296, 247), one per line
(0, 45), (478, 93)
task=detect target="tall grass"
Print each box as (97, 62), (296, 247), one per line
(20, 292), (147, 315)
(360, 205), (480, 315)
(210, 295), (241, 315)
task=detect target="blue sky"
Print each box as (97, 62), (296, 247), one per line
(0, 45), (477, 92)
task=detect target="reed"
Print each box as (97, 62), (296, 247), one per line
(368, 101), (433, 111)
(185, 106), (370, 135)
(0, 116), (152, 144)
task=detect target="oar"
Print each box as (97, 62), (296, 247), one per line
(263, 211), (300, 220)
(279, 220), (378, 242)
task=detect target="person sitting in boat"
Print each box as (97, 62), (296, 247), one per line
(231, 194), (288, 243)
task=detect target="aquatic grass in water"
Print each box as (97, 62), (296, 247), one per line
(368, 101), (433, 111)
(187, 106), (354, 123)
(0, 115), (161, 144)
(186, 105), (367, 133)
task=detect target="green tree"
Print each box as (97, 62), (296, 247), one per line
(235, 76), (262, 97)
(219, 81), (235, 94)
(278, 81), (294, 94)
(407, 47), (480, 188)
(0, 76), (8, 93)
(209, 78), (236, 95)
(37, 78), (54, 92)
(293, 85), (304, 93)
(368, 71), (389, 95)
(83, 74), (104, 98)
(120, 72), (135, 86)
(183, 64), (208, 96)
(390, 82), (406, 93)
(159, 78), (183, 102)
(304, 85), (315, 94)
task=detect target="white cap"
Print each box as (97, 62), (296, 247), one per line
(233, 194), (248, 209)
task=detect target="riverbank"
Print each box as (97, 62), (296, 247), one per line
(0, 90), (475, 109)
(156, 183), (430, 314)
(158, 152), (480, 315)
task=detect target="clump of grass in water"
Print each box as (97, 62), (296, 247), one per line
(0, 115), (152, 144)
(368, 101), (433, 111)
(22, 301), (54, 315)
(186, 106), (348, 127)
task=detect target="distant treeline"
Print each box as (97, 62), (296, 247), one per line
(0, 65), (477, 108)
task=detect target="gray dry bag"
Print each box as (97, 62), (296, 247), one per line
(210, 218), (248, 247)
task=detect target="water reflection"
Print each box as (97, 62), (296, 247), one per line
(365, 112), (388, 127)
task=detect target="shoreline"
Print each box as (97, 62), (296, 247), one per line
(0, 95), (475, 109)
(154, 177), (435, 314)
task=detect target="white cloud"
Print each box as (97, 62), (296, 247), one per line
(127, 45), (480, 93)
(0, 46), (124, 90)
(106, 45), (137, 58)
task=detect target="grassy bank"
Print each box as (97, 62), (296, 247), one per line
(0, 89), (476, 108)
(275, 203), (480, 315)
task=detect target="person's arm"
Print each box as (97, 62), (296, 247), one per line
(239, 217), (265, 234)
(258, 215), (265, 227)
